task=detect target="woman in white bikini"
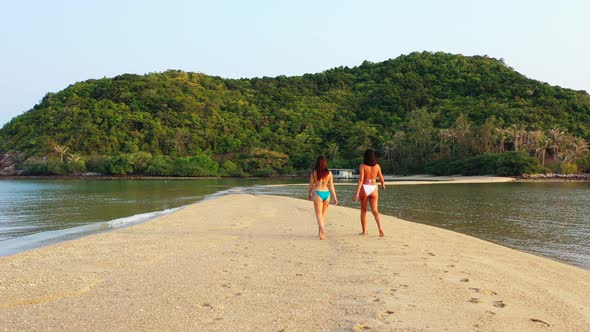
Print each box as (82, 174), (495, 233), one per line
(307, 156), (338, 240)
(354, 149), (385, 237)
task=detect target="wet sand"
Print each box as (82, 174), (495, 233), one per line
(1, 194), (589, 331)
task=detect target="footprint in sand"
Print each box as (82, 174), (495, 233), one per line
(468, 298), (481, 304)
(427, 252), (436, 256)
(371, 297), (381, 303)
(356, 324), (371, 331)
(460, 278), (470, 282)
(530, 318), (550, 327)
(493, 300), (506, 308)
(469, 287), (498, 296)
(377, 310), (396, 322)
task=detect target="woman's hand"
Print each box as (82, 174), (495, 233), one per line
(353, 193), (359, 202)
(333, 198), (339, 206)
(307, 192), (312, 200)
(381, 184), (385, 190)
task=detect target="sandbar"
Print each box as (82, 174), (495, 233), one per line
(1, 194), (589, 331)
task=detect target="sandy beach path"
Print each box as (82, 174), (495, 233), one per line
(1, 194), (589, 331)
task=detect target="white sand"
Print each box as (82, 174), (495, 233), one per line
(1, 194), (589, 331)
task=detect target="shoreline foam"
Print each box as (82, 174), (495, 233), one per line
(1, 194), (589, 330)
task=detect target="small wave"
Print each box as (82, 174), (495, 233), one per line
(106, 206), (183, 228)
(0, 205), (186, 257)
(203, 186), (247, 200)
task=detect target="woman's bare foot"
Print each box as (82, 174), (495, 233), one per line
(379, 228), (385, 237)
(359, 232), (366, 235)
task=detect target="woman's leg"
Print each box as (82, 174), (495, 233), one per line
(369, 192), (385, 237)
(313, 194), (326, 240)
(320, 198), (330, 238)
(359, 190), (368, 235)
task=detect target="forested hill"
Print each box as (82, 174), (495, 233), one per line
(1, 51), (590, 176)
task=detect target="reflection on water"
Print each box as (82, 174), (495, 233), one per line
(254, 182), (590, 270)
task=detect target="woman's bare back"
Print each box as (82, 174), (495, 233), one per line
(360, 164), (382, 184)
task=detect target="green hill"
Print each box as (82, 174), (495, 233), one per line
(1, 51), (589, 176)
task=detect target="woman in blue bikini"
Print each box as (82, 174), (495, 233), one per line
(307, 156), (338, 240)
(354, 149), (385, 237)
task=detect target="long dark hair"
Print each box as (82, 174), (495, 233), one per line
(314, 156), (329, 180)
(363, 149), (377, 166)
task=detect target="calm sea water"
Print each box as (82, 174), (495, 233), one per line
(0, 178), (297, 255)
(256, 182), (590, 270)
(1, 179), (589, 270)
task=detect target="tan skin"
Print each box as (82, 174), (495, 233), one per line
(307, 170), (338, 240)
(354, 164), (385, 237)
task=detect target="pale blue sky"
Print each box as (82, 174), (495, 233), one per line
(1, 0), (589, 126)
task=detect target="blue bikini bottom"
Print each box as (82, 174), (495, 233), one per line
(315, 190), (330, 202)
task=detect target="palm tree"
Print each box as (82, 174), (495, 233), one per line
(453, 114), (471, 157)
(383, 131), (406, 170)
(327, 143), (339, 162)
(571, 137), (589, 162)
(382, 141), (395, 169)
(526, 130), (543, 156)
(53, 145), (69, 162)
(66, 153), (81, 163)
(547, 128), (565, 161)
(437, 129), (450, 157)
(494, 128), (508, 153)
(556, 134), (575, 162)
(509, 124), (527, 152)
(535, 134), (551, 167)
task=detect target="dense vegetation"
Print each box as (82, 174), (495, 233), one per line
(1, 51), (589, 176)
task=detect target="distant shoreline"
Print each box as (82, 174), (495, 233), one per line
(0, 175), (306, 181)
(2, 173), (590, 182)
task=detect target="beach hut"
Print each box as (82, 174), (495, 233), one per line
(331, 168), (356, 179)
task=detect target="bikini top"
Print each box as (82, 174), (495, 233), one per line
(314, 171), (328, 185)
(362, 164), (378, 184)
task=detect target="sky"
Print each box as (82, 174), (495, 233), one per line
(1, 0), (589, 126)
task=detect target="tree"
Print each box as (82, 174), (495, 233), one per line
(547, 128), (565, 161)
(494, 128), (508, 154)
(327, 143), (339, 162)
(53, 145), (69, 162)
(406, 109), (435, 169)
(570, 137), (589, 162)
(66, 152), (81, 162)
(508, 124), (527, 152)
(452, 113), (472, 158)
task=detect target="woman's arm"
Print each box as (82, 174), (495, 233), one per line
(354, 165), (364, 202)
(377, 165), (385, 189)
(307, 171), (315, 200)
(328, 172), (338, 205)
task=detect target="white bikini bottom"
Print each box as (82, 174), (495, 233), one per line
(362, 184), (377, 196)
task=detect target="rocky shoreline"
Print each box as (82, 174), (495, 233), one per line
(518, 173), (590, 182)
